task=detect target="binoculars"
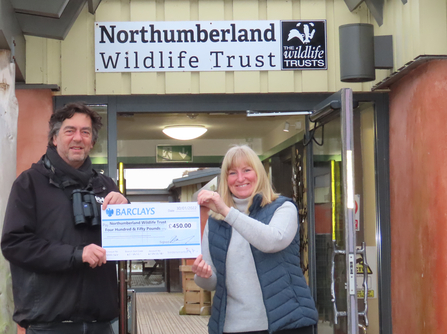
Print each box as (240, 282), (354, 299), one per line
(72, 189), (101, 226)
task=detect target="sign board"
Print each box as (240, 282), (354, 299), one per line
(356, 246), (377, 298)
(95, 20), (327, 73)
(156, 145), (193, 163)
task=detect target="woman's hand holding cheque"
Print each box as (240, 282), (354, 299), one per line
(196, 189), (230, 218)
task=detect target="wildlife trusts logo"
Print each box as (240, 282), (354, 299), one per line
(287, 22), (316, 44)
(281, 20), (327, 70)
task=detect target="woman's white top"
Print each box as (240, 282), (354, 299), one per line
(195, 197), (298, 333)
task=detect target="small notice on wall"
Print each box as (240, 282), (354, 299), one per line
(356, 246), (377, 298)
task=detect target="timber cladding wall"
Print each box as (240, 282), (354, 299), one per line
(24, 1), (447, 96)
(24, 0), (369, 95)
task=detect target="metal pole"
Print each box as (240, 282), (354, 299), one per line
(119, 261), (128, 334)
(305, 116), (317, 300)
(341, 88), (358, 334)
(118, 162), (128, 334)
(305, 116), (318, 334)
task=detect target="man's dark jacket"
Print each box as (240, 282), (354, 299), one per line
(1, 152), (120, 328)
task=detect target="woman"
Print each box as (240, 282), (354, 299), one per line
(192, 145), (318, 334)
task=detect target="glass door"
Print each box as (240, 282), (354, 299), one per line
(312, 116), (348, 334)
(310, 90), (380, 334)
(88, 104), (108, 173)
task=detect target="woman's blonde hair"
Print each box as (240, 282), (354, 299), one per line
(215, 145), (279, 215)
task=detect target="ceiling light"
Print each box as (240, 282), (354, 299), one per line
(162, 125), (207, 140)
(283, 121), (303, 133)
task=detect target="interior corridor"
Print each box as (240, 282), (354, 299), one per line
(136, 292), (209, 334)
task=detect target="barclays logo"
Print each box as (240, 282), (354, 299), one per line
(106, 208), (114, 217)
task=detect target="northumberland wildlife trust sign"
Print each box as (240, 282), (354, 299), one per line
(95, 20), (326, 73)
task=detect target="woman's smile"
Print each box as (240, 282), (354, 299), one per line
(227, 164), (258, 199)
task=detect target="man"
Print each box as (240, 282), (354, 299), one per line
(1, 102), (128, 334)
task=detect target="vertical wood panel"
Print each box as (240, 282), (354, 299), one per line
(234, 72), (261, 92)
(130, 0), (157, 21)
(258, 0), (267, 19)
(190, 0), (199, 21)
(402, 0), (415, 61)
(268, 71), (294, 92)
(260, 71), (268, 92)
(96, 73), (123, 94)
(198, 0), (225, 20)
(166, 72), (193, 93)
(61, 6), (95, 94)
(131, 73), (159, 94)
(224, 0), (233, 20)
(300, 0), (329, 92)
(200, 72), (226, 93)
(96, 0), (129, 21)
(225, 71), (235, 92)
(409, 1), (420, 59)
(157, 72), (166, 94)
(191, 72), (200, 93)
(165, 0), (191, 20)
(394, 1), (406, 65)
(302, 71), (328, 92)
(121, 72), (131, 94)
(325, 0), (336, 91)
(267, 0), (293, 20)
(233, 0), (259, 20)
(25, 37), (47, 84)
(420, 0), (447, 55)
(47, 39), (61, 87)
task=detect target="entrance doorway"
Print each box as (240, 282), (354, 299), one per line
(54, 92), (391, 334)
(265, 91), (382, 334)
(310, 98), (379, 334)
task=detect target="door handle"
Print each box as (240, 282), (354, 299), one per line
(331, 241), (370, 328)
(359, 323), (367, 333)
(357, 242), (369, 327)
(331, 240), (346, 324)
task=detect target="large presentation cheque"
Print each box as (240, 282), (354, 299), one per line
(101, 202), (201, 261)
